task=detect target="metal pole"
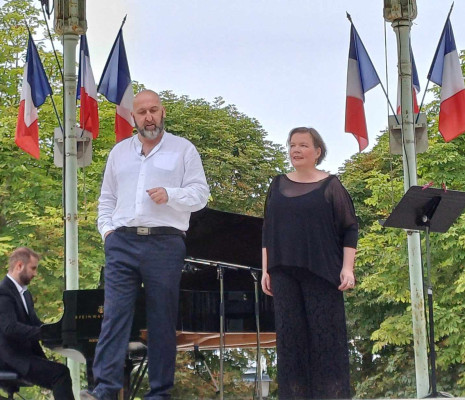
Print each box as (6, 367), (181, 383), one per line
(391, 18), (429, 397)
(217, 266), (225, 400)
(251, 271), (262, 399)
(425, 226), (438, 397)
(63, 31), (80, 397)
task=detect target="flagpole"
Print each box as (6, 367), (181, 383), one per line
(63, 29), (81, 400)
(384, 1), (429, 397)
(54, 1), (87, 397)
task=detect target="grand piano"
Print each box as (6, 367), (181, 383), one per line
(41, 208), (275, 398)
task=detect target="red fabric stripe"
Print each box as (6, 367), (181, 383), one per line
(115, 112), (134, 142)
(345, 96), (368, 151)
(15, 100), (40, 159)
(80, 88), (99, 138)
(439, 89), (465, 142)
(413, 90), (419, 114)
(396, 88), (419, 115)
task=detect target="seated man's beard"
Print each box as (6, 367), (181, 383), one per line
(136, 117), (164, 140)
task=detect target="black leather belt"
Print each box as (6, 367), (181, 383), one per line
(116, 226), (185, 237)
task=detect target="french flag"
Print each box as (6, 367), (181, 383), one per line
(77, 35), (99, 138)
(15, 33), (52, 159)
(345, 24), (381, 152)
(98, 27), (134, 142)
(396, 46), (420, 115)
(428, 17), (465, 142)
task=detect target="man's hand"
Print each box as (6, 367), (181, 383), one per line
(147, 187), (168, 204)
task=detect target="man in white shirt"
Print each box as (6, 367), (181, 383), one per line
(81, 90), (209, 400)
(0, 247), (74, 399)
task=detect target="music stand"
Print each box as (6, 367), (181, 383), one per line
(382, 186), (465, 398)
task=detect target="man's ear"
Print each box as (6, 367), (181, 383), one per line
(15, 261), (24, 272)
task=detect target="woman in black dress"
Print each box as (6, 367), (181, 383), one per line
(262, 127), (358, 399)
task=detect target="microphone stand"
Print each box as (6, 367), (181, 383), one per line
(217, 264), (225, 400)
(422, 221), (452, 398)
(418, 198), (452, 398)
(187, 258), (264, 400)
(250, 270), (263, 399)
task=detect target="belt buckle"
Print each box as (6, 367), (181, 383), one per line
(136, 227), (150, 235)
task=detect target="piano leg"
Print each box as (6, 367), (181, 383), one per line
(129, 355), (148, 399)
(86, 358), (95, 391)
(83, 355), (144, 400)
(121, 358), (132, 400)
(194, 347), (219, 394)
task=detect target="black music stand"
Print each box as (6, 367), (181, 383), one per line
(383, 186), (465, 398)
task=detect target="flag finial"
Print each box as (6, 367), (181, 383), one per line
(121, 15), (127, 30)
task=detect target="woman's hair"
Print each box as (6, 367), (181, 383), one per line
(287, 127), (327, 165)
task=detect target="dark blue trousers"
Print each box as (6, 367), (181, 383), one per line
(92, 231), (185, 400)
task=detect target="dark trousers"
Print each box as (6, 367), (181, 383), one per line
(26, 356), (74, 399)
(92, 231), (185, 400)
(269, 267), (351, 400)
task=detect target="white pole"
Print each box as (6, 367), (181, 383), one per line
(63, 31), (80, 397)
(391, 18), (429, 397)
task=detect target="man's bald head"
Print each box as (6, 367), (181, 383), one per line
(134, 89), (162, 106)
(132, 90), (165, 142)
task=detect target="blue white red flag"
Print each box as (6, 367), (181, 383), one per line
(345, 24), (381, 152)
(77, 35), (99, 138)
(396, 46), (420, 115)
(15, 33), (52, 159)
(98, 27), (134, 142)
(428, 16), (465, 142)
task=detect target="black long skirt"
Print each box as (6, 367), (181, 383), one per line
(269, 266), (351, 399)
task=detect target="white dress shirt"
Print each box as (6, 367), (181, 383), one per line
(98, 132), (210, 239)
(7, 274), (29, 314)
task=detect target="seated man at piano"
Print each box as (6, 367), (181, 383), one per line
(0, 247), (75, 400)
(80, 89), (209, 400)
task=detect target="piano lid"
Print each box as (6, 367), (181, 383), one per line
(186, 207), (263, 270)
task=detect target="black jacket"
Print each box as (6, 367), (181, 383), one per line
(0, 276), (45, 376)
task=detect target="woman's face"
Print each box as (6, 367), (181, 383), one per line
(289, 132), (321, 169)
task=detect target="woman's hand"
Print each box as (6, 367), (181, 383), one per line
(338, 265), (355, 291)
(338, 247), (356, 291)
(261, 248), (272, 296)
(261, 271), (273, 296)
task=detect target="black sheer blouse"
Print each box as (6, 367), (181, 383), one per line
(262, 174), (358, 287)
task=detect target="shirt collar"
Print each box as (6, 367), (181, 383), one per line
(134, 132), (167, 157)
(6, 273), (27, 294)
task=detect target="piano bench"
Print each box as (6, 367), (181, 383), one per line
(0, 371), (31, 400)
(128, 342), (147, 360)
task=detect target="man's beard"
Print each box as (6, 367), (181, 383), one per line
(19, 270), (32, 286)
(136, 116), (165, 140)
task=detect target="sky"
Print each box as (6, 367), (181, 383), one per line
(49, 1), (465, 172)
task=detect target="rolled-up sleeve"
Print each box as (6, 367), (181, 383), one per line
(165, 146), (209, 212)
